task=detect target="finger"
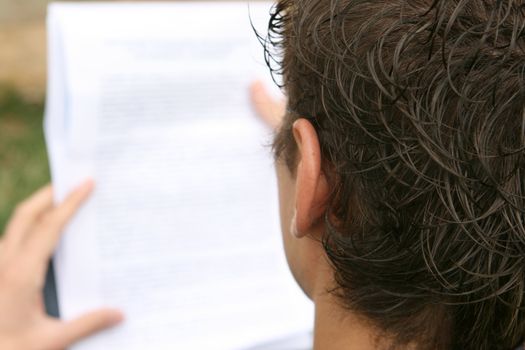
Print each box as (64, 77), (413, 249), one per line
(54, 309), (123, 349)
(250, 81), (283, 128)
(3, 185), (54, 249)
(250, 81), (286, 130)
(27, 180), (94, 261)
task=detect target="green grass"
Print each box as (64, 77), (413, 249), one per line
(0, 86), (49, 230)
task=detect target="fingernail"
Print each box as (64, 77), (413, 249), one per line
(108, 310), (125, 326)
(79, 179), (95, 192)
(251, 81), (264, 93)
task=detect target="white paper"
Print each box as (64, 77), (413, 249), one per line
(44, 2), (313, 350)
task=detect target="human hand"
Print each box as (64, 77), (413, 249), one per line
(250, 81), (287, 130)
(0, 181), (123, 350)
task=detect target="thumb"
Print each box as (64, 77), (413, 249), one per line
(56, 309), (123, 348)
(250, 81), (286, 130)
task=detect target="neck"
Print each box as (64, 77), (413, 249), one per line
(312, 292), (380, 350)
(303, 236), (390, 350)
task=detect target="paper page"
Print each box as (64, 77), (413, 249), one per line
(44, 2), (313, 350)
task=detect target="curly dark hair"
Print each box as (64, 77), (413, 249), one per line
(263, 0), (525, 349)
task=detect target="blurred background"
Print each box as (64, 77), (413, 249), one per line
(0, 0), (54, 229)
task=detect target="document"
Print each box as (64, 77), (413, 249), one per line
(44, 2), (313, 350)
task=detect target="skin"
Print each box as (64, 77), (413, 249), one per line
(0, 83), (382, 350)
(251, 82), (384, 350)
(0, 181), (123, 350)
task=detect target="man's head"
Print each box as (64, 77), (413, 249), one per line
(267, 1), (525, 349)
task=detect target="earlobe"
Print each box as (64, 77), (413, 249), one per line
(292, 119), (329, 237)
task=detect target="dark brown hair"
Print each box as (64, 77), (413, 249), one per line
(264, 1), (525, 349)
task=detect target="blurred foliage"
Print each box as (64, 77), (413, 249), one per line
(0, 85), (49, 231)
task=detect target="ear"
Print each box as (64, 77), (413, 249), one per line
(292, 118), (329, 237)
